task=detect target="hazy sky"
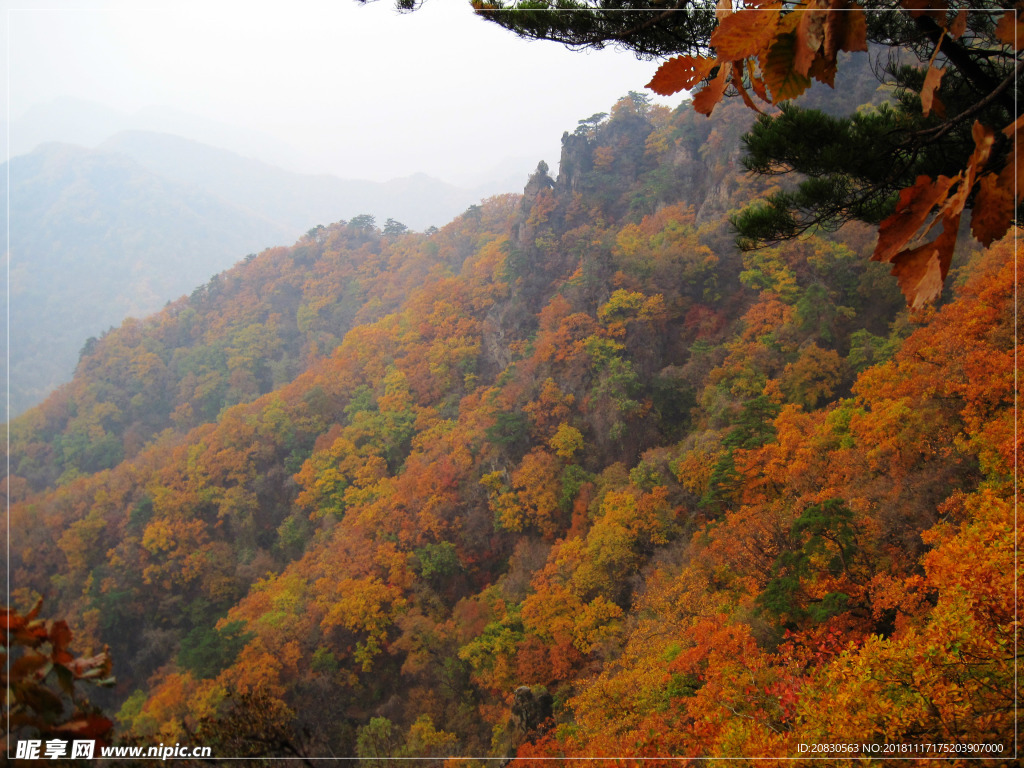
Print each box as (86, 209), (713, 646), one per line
(4, 0), (682, 183)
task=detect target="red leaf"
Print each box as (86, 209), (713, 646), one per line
(52, 714), (115, 740)
(48, 620), (73, 653)
(1, 606), (26, 632)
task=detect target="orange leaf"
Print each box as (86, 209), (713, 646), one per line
(692, 64), (730, 116)
(952, 121), (996, 211)
(997, 157), (1021, 206)
(970, 172), (1014, 247)
(920, 65), (944, 117)
(710, 8), (780, 61)
(731, 62), (764, 112)
(646, 55), (717, 96)
(949, 9), (968, 39)
(692, 64), (733, 116)
(1002, 112), (1024, 140)
(809, 55), (837, 87)
(996, 10), (1023, 51)
(872, 174), (956, 265)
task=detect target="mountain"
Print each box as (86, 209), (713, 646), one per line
(98, 130), (489, 233)
(3, 142), (295, 417)
(3, 97), (313, 172)
(6, 93), (1014, 760)
(4, 96), (534, 196)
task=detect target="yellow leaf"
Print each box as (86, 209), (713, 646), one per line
(759, 31), (812, 101)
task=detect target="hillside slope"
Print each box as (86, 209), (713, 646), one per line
(7, 94), (1015, 761)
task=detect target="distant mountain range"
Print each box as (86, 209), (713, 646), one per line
(3, 129), (528, 417)
(97, 130), (505, 234)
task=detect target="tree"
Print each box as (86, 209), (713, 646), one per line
(379, 1), (1019, 307)
(383, 218), (410, 236)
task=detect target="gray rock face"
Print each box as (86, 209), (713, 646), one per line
(510, 685), (553, 737)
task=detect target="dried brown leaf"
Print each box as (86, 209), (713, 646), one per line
(794, 10), (827, 77)
(888, 215), (958, 309)
(824, 1), (867, 57)
(920, 65), (944, 116)
(971, 172), (1014, 247)
(873, 174), (956, 265)
(996, 10), (1023, 50)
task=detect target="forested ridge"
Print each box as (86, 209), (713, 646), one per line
(5, 52), (1018, 765)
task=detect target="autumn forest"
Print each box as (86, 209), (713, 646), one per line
(4, 2), (1020, 765)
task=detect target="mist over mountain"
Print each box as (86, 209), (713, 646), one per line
(3, 97), (317, 172)
(3, 142), (296, 417)
(3, 129), (527, 416)
(98, 130), (503, 233)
